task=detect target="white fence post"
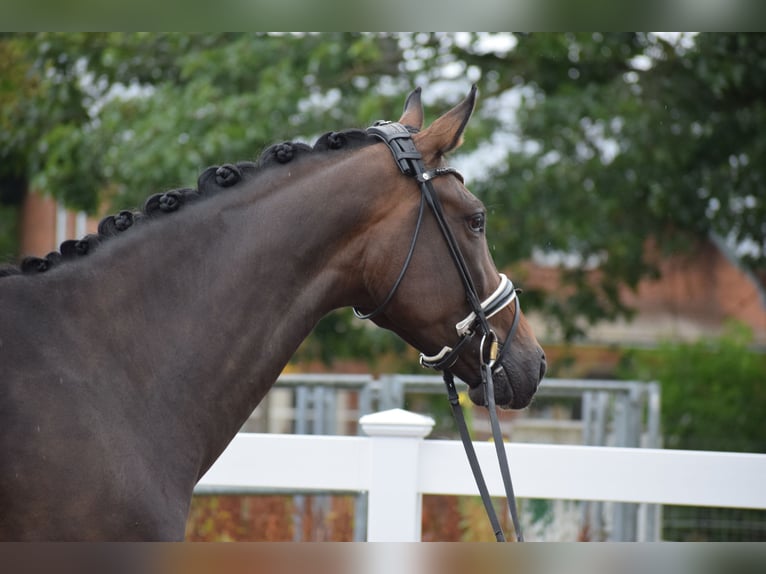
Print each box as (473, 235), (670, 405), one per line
(359, 408), (434, 542)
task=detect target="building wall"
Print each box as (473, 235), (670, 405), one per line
(19, 190), (98, 258)
(19, 190), (57, 257)
(521, 238), (766, 346)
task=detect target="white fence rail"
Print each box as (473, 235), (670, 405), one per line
(196, 409), (766, 542)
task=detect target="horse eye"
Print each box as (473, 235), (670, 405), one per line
(468, 213), (485, 233)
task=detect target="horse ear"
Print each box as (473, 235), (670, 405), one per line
(416, 84), (477, 157)
(397, 87), (424, 131)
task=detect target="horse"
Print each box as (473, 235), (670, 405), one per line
(0, 86), (545, 540)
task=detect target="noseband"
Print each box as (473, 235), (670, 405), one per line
(354, 120), (525, 542)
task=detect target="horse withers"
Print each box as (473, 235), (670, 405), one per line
(0, 86), (545, 540)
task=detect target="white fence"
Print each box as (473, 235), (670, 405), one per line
(196, 408), (766, 542)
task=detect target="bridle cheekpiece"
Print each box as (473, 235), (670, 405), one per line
(353, 120), (525, 542)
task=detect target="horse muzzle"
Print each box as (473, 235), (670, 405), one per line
(467, 342), (546, 409)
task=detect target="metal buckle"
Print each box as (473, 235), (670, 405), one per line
(480, 331), (499, 368)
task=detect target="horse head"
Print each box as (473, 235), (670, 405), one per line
(355, 86), (546, 409)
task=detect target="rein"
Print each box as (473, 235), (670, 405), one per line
(354, 121), (524, 542)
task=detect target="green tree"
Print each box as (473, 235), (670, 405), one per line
(0, 32), (419, 365)
(2, 33), (406, 212)
(450, 33), (766, 338)
(2, 33), (765, 346)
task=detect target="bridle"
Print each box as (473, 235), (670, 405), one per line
(353, 120), (525, 542)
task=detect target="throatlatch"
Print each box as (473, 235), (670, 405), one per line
(354, 120), (525, 542)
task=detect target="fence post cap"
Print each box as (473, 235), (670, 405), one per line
(359, 408), (435, 438)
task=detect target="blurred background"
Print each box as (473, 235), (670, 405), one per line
(1, 32), (764, 541)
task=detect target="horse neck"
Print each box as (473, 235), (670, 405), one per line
(45, 148), (386, 476)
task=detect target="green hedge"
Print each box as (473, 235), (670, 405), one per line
(620, 322), (766, 453)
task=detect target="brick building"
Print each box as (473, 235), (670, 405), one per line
(18, 190), (98, 257)
(521, 239), (766, 347)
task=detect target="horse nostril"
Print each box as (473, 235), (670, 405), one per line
(538, 351), (547, 385)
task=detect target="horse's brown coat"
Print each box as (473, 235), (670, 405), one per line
(0, 88), (544, 540)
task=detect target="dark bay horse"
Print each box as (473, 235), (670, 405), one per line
(0, 87), (545, 540)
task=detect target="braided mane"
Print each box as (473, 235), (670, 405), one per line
(0, 129), (372, 279)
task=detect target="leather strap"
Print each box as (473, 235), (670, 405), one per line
(361, 120), (525, 542)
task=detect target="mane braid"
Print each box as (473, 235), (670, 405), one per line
(1, 129), (377, 279)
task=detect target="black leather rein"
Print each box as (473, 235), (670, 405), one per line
(354, 121), (525, 542)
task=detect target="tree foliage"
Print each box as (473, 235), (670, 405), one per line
(2, 32), (765, 347)
(621, 323), (766, 453)
(452, 33), (766, 338)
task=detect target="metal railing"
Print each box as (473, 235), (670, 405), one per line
(230, 374), (661, 541)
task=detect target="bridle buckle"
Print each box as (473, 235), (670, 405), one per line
(485, 332), (499, 367)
